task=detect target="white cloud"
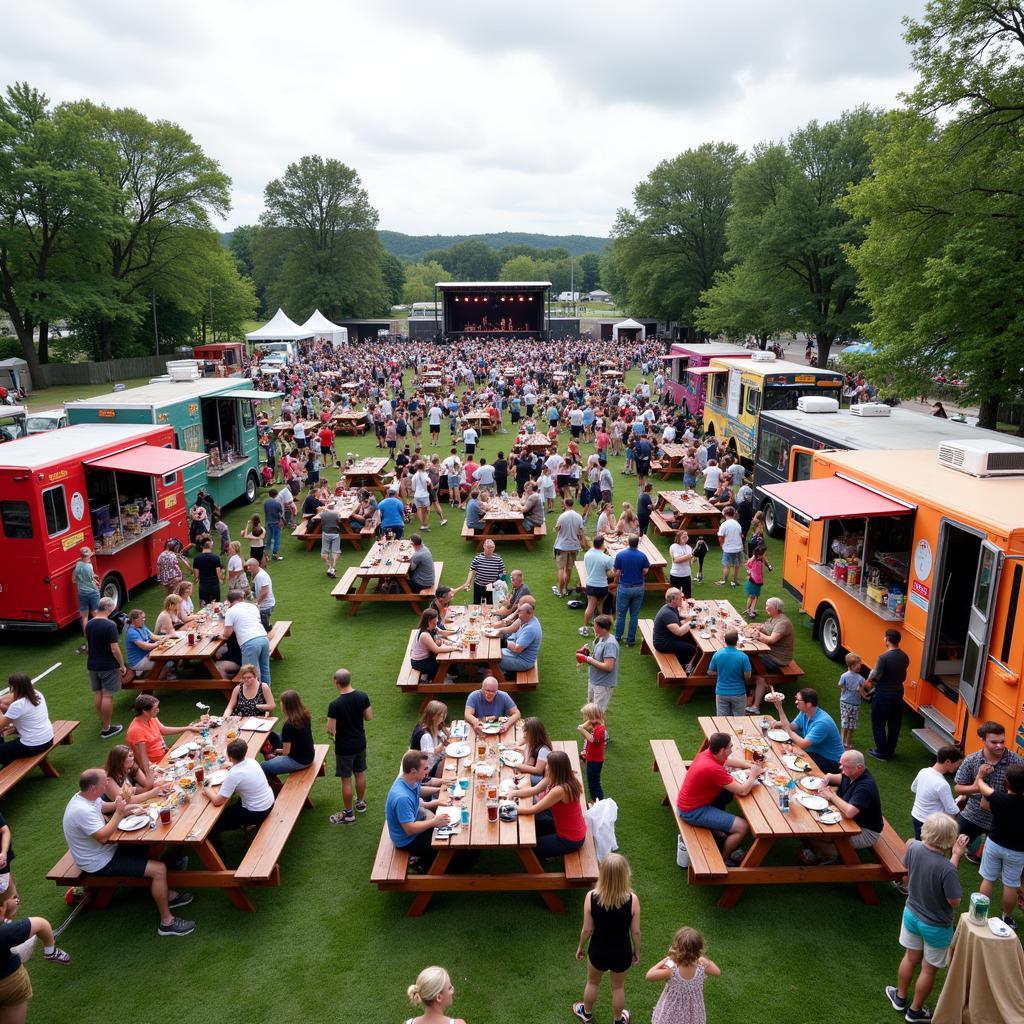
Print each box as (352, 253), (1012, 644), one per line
(0, 0), (927, 237)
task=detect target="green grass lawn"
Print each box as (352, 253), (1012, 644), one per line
(3, 372), (974, 1024)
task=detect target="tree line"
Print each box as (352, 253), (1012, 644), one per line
(605, 0), (1024, 429)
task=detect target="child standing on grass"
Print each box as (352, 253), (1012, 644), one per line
(539, 465), (557, 512)
(578, 702), (607, 803)
(837, 652), (869, 749)
(691, 538), (709, 585)
(743, 544), (772, 618)
(646, 926), (720, 1024)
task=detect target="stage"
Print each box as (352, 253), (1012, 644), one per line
(434, 281), (551, 341)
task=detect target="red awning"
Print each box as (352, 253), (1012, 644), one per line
(687, 365), (728, 376)
(761, 477), (913, 520)
(85, 446), (207, 475)
(659, 353), (687, 360)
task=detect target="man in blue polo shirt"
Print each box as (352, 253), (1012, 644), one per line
(613, 534), (650, 646)
(384, 749), (440, 865)
(499, 602), (542, 673)
(377, 485), (406, 538)
(709, 629), (752, 716)
(766, 687), (845, 772)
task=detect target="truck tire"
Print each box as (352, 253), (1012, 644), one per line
(763, 500), (783, 538)
(818, 606), (846, 663)
(244, 471), (258, 504)
(100, 574), (126, 614)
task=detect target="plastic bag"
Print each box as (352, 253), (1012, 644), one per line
(584, 797), (619, 863)
(489, 578), (509, 608)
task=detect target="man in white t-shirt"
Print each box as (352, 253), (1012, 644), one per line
(203, 738), (275, 855)
(246, 560), (276, 629)
(703, 459), (722, 498)
(463, 425), (478, 456)
(222, 589), (271, 684)
(716, 506), (745, 586)
(62, 768), (196, 935)
(427, 404), (443, 445)
(411, 460), (433, 530)
(552, 497), (585, 598)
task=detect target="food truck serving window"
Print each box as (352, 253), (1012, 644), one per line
(42, 485), (69, 537)
(1, 501), (31, 539)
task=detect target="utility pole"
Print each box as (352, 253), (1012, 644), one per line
(570, 257), (575, 318)
(209, 285), (214, 344)
(151, 289), (159, 354)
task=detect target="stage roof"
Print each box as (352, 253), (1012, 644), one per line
(435, 281), (551, 289)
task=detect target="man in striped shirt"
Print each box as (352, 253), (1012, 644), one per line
(455, 539), (506, 604)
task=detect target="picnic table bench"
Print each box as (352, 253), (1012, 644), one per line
(292, 511), (374, 551)
(461, 519), (547, 551)
(0, 720), (79, 799)
(332, 554), (443, 616)
(48, 735), (328, 912)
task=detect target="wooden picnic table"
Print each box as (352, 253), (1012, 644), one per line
(291, 492), (371, 550)
(652, 490), (724, 538)
(461, 410), (497, 434)
(657, 717), (906, 906)
(271, 419), (319, 442)
(340, 456), (392, 496)
(654, 443), (691, 479)
(0, 720), (79, 798)
(462, 496), (548, 550)
(601, 370), (623, 380)
(331, 409), (370, 435)
(430, 603), (535, 686)
(574, 534), (668, 594)
(332, 539), (442, 616)
(373, 725), (597, 916)
(513, 434), (552, 456)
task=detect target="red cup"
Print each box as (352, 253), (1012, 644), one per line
(576, 653), (587, 664)
(159, 806), (172, 825)
(469, 641), (478, 654)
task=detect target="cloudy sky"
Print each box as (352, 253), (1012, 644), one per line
(2, 1), (927, 238)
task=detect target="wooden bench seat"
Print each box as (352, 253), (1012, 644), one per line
(371, 826), (411, 887)
(638, 620), (688, 688)
(0, 720), (79, 799)
(650, 739), (729, 879)
(462, 522), (547, 546)
(649, 509), (675, 536)
(551, 741), (600, 885)
(331, 567), (361, 598)
(760, 660), (805, 688)
(872, 820), (908, 877)
(334, 563), (443, 615)
(293, 517), (375, 551)
(267, 620), (292, 660)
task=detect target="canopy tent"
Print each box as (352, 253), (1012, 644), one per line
(0, 357), (31, 395)
(245, 309), (313, 343)
(301, 309), (349, 348)
(612, 318), (646, 341)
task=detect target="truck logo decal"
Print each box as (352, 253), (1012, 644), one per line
(99, 410), (115, 418)
(46, 468), (69, 483)
(910, 579), (930, 612)
(164, 494), (178, 509)
(61, 530), (85, 552)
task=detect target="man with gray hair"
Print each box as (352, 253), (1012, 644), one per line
(85, 596), (128, 739)
(746, 596), (795, 713)
(802, 749), (884, 864)
(246, 558), (275, 630)
(221, 589), (270, 685)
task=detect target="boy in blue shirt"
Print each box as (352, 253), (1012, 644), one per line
(766, 687), (845, 773)
(837, 652), (869, 749)
(709, 630), (752, 716)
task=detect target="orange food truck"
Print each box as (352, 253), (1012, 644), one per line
(763, 439), (1024, 756)
(0, 423), (205, 632)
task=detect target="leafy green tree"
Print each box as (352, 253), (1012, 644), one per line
(578, 252), (601, 291)
(694, 265), (790, 345)
(380, 251), (405, 308)
(499, 254), (542, 282)
(610, 142), (745, 323)
(441, 239), (500, 280)
(400, 259), (446, 305)
(256, 155), (388, 320)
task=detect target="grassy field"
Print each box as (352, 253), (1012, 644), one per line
(23, 378), (155, 414)
(3, 372), (975, 1024)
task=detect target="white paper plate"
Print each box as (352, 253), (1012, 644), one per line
(480, 722), (502, 734)
(498, 779), (515, 797)
(988, 918), (1014, 938)
(120, 814), (150, 832)
(800, 777), (823, 791)
(243, 717), (273, 732)
(207, 769), (229, 786)
(766, 729), (790, 742)
(435, 807), (460, 825)
(500, 750), (524, 766)
(798, 794), (828, 811)
(446, 742), (470, 759)
(473, 762), (495, 777)
(817, 810), (842, 825)
(168, 745), (195, 760)
(699, 632), (712, 639)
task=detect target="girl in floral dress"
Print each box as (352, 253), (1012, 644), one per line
(646, 927), (720, 1024)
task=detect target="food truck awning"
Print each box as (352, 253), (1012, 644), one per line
(213, 389), (284, 401)
(659, 353), (687, 360)
(687, 365), (728, 376)
(85, 446), (208, 475)
(762, 477), (914, 520)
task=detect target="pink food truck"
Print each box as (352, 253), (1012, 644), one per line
(660, 342), (753, 417)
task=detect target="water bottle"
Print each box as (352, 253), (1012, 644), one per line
(780, 787), (790, 814)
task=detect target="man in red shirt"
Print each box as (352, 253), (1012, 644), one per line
(318, 424), (337, 468)
(677, 732), (763, 864)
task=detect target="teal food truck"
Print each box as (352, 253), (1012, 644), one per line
(66, 379), (280, 508)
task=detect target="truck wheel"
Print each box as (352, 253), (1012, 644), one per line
(244, 471), (258, 504)
(763, 500), (783, 538)
(818, 607), (846, 663)
(100, 574), (126, 614)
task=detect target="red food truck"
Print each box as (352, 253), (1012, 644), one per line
(191, 342), (245, 377)
(0, 423), (206, 632)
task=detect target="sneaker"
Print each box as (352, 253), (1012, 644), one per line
(100, 724), (124, 739)
(272, 555), (283, 561)
(695, 575), (702, 583)
(421, 525), (430, 531)
(730, 581), (738, 587)
(43, 947), (71, 964)
(440, 518), (448, 526)
(891, 880), (909, 897)
(885, 986), (907, 1012)
(905, 1008), (932, 1022)
(75, 643), (87, 655)
(744, 706), (759, 715)
(571, 1003), (593, 1023)
(615, 1013), (631, 1024)
(714, 579), (727, 586)
(168, 892), (194, 909)
(727, 848), (746, 866)
(355, 800), (367, 813)
(1002, 914), (1018, 930)
(867, 748), (890, 762)
(578, 626), (591, 636)
(552, 586), (563, 596)
(157, 917), (196, 937)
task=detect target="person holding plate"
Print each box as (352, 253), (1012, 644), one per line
(464, 676), (520, 736)
(764, 688), (844, 774)
(800, 750), (884, 865)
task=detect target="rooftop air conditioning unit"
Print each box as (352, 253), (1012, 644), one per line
(850, 403), (892, 417)
(750, 351), (776, 362)
(166, 359), (202, 382)
(796, 396), (840, 413)
(937, 439), (1024, 477)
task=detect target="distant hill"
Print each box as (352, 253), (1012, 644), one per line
(378, 231), (609, 261)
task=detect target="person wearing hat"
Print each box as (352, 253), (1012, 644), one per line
(377, 485), (406, 539)
(73, 547), (101, 655)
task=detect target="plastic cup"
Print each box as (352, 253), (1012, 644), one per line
(458, 778), (469, 793)
(159, 806), (172, 825)
(476, 740), (486, 759)
(194, 766), (205, 785)
(486, 783), (497, 800)
(486, 800), (499, 823)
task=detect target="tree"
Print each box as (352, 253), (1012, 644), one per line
(499, 254), (541, 282)
(578, 252), (601, 291)
(440, 239), (500, 281)
(705, 108), (881, 367)
(694, 264), (791, 345)
(400, 260), (446, 305)
(256, 155), (389, 320)
(380, 251), (405, 308)
(610, 142), (745, 323)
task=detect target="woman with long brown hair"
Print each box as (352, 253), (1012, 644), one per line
(0, 674), (53, 766)
(409, 608), (460, 683)
(410, 700), (449, 778)
(518, 716), (552, 787)
(509, 749), (587, 860)
(103, 744), (168, 803)
(262, 690), (314, 778)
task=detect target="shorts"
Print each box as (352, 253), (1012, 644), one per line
(321, 534), (340, 556)
(0, 965), (32, 1008)
(722, 550), (742, 567)
(570, 425), (582, 438)
(91, 846), (150, 879)
(679, 803), (736, 834)
(554, 549), (576, 570)
(744, 580), (762, 596)
(414, 494), (430, 508)
(335, 749), (367, 778)
(839, 702), (860, 730)
(78, 591), (100, 616)
(669, 576), (692, 599)
(980, 837), (1024, 888)
(587, 683), (613, 711)
(636, 460), (651, 477)
(760, 654), (781, 674)
(585, 585), (608, 599)
(88, 669), (121, 694)
(900, 907), (952, 968)
(429, 424), (440, 435)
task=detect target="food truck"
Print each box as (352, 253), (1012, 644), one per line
(192, 342), (245, 377)
(66, 379), (280, 509)
(753, 402), (1024, 536)
(764, 440), (1024, 755)
(702, 354), (843, 463)
(659, 342), (753, 416)
(0, 406), (28, 444)
(0, 423), (203, 630)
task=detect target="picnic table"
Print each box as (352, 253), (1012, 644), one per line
(638, 599), (800, 703)
(461, 410), (496, 435)
(291, 491), (372, 550)
(271, 419), (319, 443)
(331, 409), (370, 435)
(574, 534), (668, 595)
(513, 434), (552, 456)
(130, 615), (292, 696)
(653, 443), (691, 480)
(48, 717), (329, 912)
(600, 370), (623, 380)
(650, 721), (906, 908)
(651, 490), (724, 538)
(340, 456), (393, 496)
(0, 720), (79, 799)
(433, 603), (537, 687)
(332, 538), (442, 616)
(461, 495), (548, 550)
(372, 726), (597, 916)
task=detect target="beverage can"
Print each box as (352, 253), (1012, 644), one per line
(969, 892), (990, 925)
(460, 806), (469, 826)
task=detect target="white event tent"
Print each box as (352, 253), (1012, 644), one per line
(245, 308), (313, 343)
(612, 317), (646, 341)
(302, 309), (349, 348)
